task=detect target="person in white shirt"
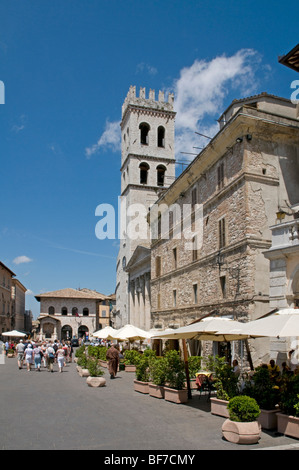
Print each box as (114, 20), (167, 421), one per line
(16, 340), (25, 369)
(46, 342), (55, 373)
(57, 344), (65, 373)
(25, 344), (34, 372)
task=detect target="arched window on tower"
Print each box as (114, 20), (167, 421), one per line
(139, 122), (150, 145)
(48, 306), (55, 315)
(139, 162), (149, 185)
(157, 126), (165, 148)
(157, 165), (166, 187)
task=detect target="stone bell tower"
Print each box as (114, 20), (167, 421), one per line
(115, 86), (176, 327)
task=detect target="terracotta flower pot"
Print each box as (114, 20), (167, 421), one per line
(258, 409), (280, 430)
(164, 386), (188, 404)
(79, 368), (90, 377)
(277, 413), (299, 439)
(149, 383), (165, 399)
(222, 419), (261, 444)
(86, 376), (106, 388)
(210, 398), (229, 418)
(134, 379), (149, 394)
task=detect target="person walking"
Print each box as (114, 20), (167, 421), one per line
(57, 344), (66, 373)
(41, 342), (47, 368)
(33, 344), (42, 371)
(16, 340), (25, 369)
(106, 343), (120, 379)
(24, 344), (34, 372)
(46, 342), (55, 373)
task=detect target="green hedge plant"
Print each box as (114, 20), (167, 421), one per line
(164, 350), (186, 391)
(228, 396), (260, 423)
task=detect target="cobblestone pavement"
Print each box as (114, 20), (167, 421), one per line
(0, 353), (298, 451)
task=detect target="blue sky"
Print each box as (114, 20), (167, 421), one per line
(0, 0), (298, 318)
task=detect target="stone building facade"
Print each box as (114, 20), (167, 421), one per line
(11, 278), (27, 331)
(0, 261), (28, 334)
(264, 212), (299, 364)
(0, 262), (16, 334)
(115, 86), (176, 327)
(35, 288), (109, 341)
(150, 93), (299, 366)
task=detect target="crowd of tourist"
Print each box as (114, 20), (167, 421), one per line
(10, 339), (74, 373)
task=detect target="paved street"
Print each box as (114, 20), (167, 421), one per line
(1, 353), (299, 451)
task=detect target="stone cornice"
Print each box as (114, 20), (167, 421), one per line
(121, 153), (176, 173)
(121, 104), (176, 128)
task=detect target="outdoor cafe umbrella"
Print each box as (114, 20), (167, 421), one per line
(113, 324), (153, 342)
(93, 326), (118, 340)
(152, 317), (249, 399)
(152, 317), (248, 342)
(2, 330), (26, 338)
(238, 308), (299, 339)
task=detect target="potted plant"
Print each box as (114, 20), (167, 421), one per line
(242, 367), (281, 430)
(207, 356), (239, 418)
(222, 395), (261, 444)
(124, 349), (140, 372)
(7, 349), (15, 358)
(187, 356), (203, 389)
(148, 356), (167, 399)
(277, 374), (299, 439)
(86, 358), (106, 388)
(76, 352), (90, 377)
(134, 356), (150, 393)
(163, 350), (188, 404)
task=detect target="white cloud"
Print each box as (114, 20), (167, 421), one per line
(85, 119), (121, 158)
(172, 49), (263, 160)
(86, 49), (265, 162)
(13, 255), (33, 265)
(25, 289), (34, 296)
(136, 62), (158, 76)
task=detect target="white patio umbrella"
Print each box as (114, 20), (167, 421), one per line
(2, 330), (26, 338)
(152, 317), (248, 341)
(239, 309), (299, 339)
(93, 326), (118, 340)
(113, 324), (153, 342)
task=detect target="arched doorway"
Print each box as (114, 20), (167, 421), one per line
(61, 325), (73, 341)
(78, 325), (89, 340)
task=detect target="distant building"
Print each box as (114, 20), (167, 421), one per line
(11, 279), (27, 331)
(0, 262), (15, 334)
(35, 288), (110, 341)
(0, 261), (28, 334)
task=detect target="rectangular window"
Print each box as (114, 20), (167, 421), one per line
(220, 276), (226, 298)
(157, 292), (161, 310)
(169, 211), (173, 239)
(156, 256), (161, 277)
(192, 235), (198, 261)
(217, 162), (225, 190)
(219, 218), (226, 249)
(173, 248), (177, 269)
(191, 187), (197, 209)
(173, 289), (177, 307)
(193, 284), (198, 304)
